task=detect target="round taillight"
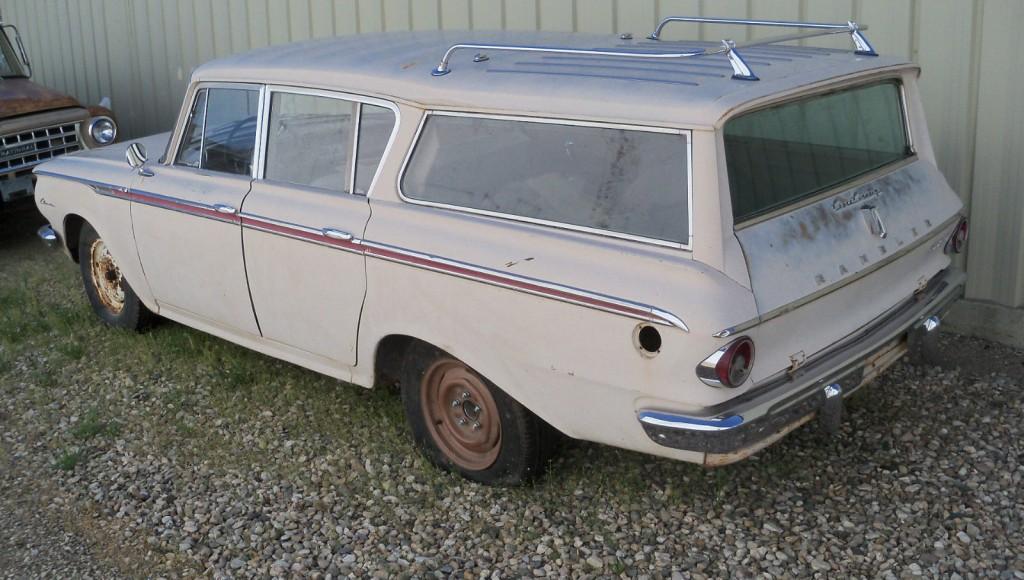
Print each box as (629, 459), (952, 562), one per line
(715, 337), (754, 388)
(695, 337), (757, 389)
(947, 218), (969, 254)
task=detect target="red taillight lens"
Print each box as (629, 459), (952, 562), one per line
(716, 338), (755, 387)
(946, 217), (969, 254)
(698, 337), (755, 388)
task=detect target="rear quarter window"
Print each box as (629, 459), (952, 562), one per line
(401, 114), (691, 246)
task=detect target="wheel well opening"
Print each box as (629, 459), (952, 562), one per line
(63, 214), (85, 262)
(373, 334), (417, 389)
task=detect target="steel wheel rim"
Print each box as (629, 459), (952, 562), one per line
(421, 359), (501, 471)
(89, 238), (125, 314)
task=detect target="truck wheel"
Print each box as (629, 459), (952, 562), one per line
(78, 223), (153, 330)
(400, 342), (554, 485)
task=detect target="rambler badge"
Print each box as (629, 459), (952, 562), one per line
(833, 186), (883, 211)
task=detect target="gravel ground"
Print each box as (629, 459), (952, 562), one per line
(2, 208), (1024, 578)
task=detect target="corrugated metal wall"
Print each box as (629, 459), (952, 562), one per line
(1, 0), (1021, 320)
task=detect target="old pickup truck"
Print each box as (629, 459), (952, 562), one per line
(0, 21), (117, 213)
(34, 18), (967, 484)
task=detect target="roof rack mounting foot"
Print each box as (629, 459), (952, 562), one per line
(723, 40), (759, 82)
(431, 65), (451, 76)
(848, 21), (878, 57)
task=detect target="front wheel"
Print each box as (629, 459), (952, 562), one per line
(400, 342), (555, 485)
(78, 223), (153, 330)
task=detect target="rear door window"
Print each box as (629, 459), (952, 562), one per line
(401, 115), (690, 246)
(261, 92), (396, 195)
(264, 92), (355, 192)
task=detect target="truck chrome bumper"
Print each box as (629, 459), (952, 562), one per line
(638, 267), (966, 464)
(37, 224), (60, 248)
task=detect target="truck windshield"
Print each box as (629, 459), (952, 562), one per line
(724, 80), (911, 223)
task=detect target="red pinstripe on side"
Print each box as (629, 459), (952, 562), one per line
(61, 172), (684, 331)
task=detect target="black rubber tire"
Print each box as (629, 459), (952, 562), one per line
(78, 222), (154, 331)
(400, 341), (556, 485)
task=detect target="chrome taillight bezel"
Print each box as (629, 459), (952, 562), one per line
(696, 336), (755, 388)
(945, 216), (969, 255)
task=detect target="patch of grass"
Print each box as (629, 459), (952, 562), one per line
(56, 341), (86, 361)
(55, 450), (85, 471)
(72, 408), (120, 440)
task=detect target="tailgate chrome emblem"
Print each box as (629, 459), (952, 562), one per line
(861, 205), (888, 239)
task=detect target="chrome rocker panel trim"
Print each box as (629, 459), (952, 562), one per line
(638, 267), (966, 457)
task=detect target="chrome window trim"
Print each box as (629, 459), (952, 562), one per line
(396, 110), (695, 252)
(349, 102), (362, 194)
(168, 81), (265, 171)
(255, 84), (401, 197)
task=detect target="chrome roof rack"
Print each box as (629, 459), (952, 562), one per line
(648, 16), (877, 56)
(430, 16), (877, 82)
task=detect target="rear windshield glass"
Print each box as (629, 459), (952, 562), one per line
(402, 115), (690, 245)
(724, 81), (911, 223)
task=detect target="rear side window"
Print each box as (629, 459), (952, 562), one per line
(176, 87), (259, 176)
(401, 115), (690, 245)
(724, 81), (911, 223)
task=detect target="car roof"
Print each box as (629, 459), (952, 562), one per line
(193, 30), (913, 128)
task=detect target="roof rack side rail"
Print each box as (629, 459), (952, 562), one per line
(431, 43), (713, 77)
(430, 40), (760, 81)
(648, 16), (878, 57)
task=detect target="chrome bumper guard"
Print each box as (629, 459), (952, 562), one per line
(638, 267), (966, 456)
(37, 224), (60, 248)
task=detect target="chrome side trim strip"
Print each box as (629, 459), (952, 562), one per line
(638, 411), (744, 432)
(36, 169), (690, 333)
(359, 239), (690, 332)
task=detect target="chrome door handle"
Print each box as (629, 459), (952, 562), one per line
(861, 205), (887, 239)
(321, 228), (353, 241)
(138, 167), (154, 177)
(213, 204), (237, 215)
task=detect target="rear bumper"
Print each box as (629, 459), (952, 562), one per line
(637, 267), (966, 464)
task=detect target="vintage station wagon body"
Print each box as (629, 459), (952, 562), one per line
(34, 22), (967, 482)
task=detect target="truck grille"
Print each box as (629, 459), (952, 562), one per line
(0, 122), (81, 174)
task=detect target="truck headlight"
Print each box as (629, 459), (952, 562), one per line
(88, 116), (117, 146)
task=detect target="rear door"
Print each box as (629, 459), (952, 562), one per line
(240, 88), (397, 365)
(724, 79), (962, 373)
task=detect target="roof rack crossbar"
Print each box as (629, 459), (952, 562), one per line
(648, 16), (877, 57)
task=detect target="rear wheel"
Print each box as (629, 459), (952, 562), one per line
(78, 223), (153, 330)
(400, 342), (554, 485)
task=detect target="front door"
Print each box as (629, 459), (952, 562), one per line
(132, 84), (262, 335)
(240, 88), (397, 364)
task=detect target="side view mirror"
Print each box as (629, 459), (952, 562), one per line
(1, 24), (31, 77)
(126, 142), (148, 169)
